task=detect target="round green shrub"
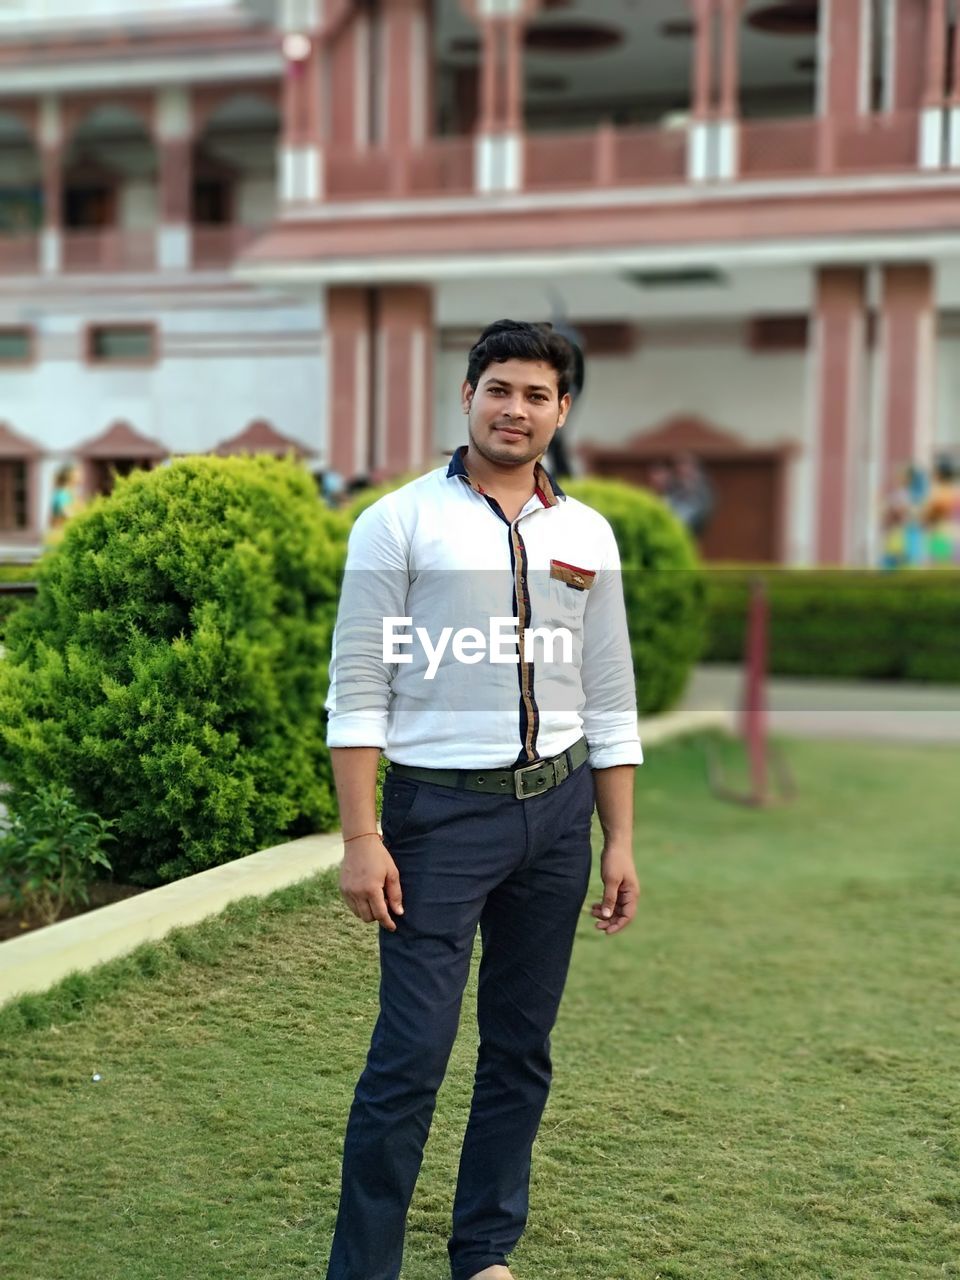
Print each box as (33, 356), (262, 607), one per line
(563, 478), (707, 715)
(0, 563), (36, 642)
(0, 456), (348, 885)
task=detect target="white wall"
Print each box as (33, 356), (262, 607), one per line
(0, 0), (240, 24)
(120, 180), (156, 230)
(0, 292), (325, 479)
(237, 177), (275, 226)
(435, 339), (806, 454)
(936, 335), (960, 448)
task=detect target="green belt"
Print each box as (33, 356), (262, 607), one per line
(389, 737), (589, 801)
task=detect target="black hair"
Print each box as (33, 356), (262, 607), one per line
(465, 319), (574, 401)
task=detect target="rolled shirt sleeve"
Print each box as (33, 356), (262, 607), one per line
(580, 524), (644, 769)
(325, 499), (410, 749)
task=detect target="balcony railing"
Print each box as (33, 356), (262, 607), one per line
(525, 123), (688, 190)
(0, 234), (40, 274)
(192, 223), (267, 269)
(326, 137), (474, 201)
(62, 228), (156, 273)
(740, 111), (920, 180)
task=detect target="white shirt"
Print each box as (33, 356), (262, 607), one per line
(325, 448), (643, 771)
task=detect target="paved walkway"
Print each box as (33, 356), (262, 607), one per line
(681, 664), (960, 744)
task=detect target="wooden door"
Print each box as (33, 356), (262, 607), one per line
(699, 458), (778, 562)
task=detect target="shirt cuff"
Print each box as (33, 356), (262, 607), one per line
(587, 740), (644, 769)
(325, 714), (388, 750)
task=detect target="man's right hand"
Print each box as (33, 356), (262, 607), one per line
(339, 835), (404, 931)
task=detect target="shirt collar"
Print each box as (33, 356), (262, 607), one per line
(446, 444), (566, 507)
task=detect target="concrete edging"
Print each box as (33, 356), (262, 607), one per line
(0, 709), (732, 1007)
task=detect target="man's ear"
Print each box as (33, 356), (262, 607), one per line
(461, 379), (475, 414)
(557, 393), (572, 428)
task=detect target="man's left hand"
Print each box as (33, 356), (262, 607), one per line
(590, 845), (640, 936)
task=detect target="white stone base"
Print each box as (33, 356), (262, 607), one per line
(919, 106), (944, 170)
(41, 227), (60, 274)
(687, 121), (712, 183)
(281, 144), (322, 204)
(157, 224), (190, 272)
(475, 132), (523, 193)
(948, 106), (960, 169)
(714, 119), (739, 181)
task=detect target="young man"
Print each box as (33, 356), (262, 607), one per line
(325, 319), (642, 1280)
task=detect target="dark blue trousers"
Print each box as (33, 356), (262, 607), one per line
(325, 759), (595, 1280)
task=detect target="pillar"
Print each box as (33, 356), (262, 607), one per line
(469, 0), (539, 193)
(810, 268), (868, 564)
(877, 264), (936, 502)
(328, 5), (369, 150)
(39, 95), (62, 275)
(327, 287), (373, 480)
(326, 285), (434, 481)
(156, 86), (192, 272)
(687, 0), (714, 182)
(817, 0), (870, 171)
(375, 286), (433, 476)
(278, 0), (324, 203)
(949, 0), (960, 165)
(921, 0), (948, 166)
(381, 0), (431, 151)
(892, 0), (928, 112)
(715, 0), (741, 179)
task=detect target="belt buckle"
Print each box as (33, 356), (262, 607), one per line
(513, 758), (555, 800)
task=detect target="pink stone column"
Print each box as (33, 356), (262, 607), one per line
(326, 284), (435, 480)
(878, 264), (935, 500)
(718, 0), (741, 120)
(812, 268), (868, 564)
(328, 10), (366, 149)
(818, 0), (869, 172)
(281, 26), (324, 201)
(375, 285), (434, 476)
(690, 0), (714, 121)
(327, 286), (373, 481)
(158, 137), (192, 224)
(41, 143), (62, 234)
(893, 0), (928, 110)
(924, 0), (947, 106)
(381, 0), (431, 150)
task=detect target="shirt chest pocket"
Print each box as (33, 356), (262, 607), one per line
(533, 558), (596, 629)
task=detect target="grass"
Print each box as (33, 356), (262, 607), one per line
(1, 734), (958, 1280)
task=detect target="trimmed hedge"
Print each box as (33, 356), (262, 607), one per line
(563, 479), (707, 715)
(704, 566), (960, 683)
(0, 457), (348, 885)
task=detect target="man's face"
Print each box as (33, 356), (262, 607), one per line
(462, 358), (571, 468)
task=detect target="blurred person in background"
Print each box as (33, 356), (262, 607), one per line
(49, 464), (80, 529)
(925, 456), (960, 565)
(646, 459), (675, 503)
(881, 463), (928, 568)
(667, 451), (714, 539)
(544, 298), (584, 481)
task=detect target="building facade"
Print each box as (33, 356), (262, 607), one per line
(2, 0), (960, 564)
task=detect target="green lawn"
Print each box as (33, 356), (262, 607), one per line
(1, 735), (958, 1280)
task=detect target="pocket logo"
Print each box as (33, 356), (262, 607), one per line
(549, 559), (596, 591)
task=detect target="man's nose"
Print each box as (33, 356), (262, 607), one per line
(502, 396), (527, 419)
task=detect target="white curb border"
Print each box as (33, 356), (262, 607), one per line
(0, 710), (733, 1008)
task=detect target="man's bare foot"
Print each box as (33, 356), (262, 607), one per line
(467, 1268), (514, 1280)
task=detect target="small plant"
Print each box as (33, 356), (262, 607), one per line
(0, 783), (115, 926)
